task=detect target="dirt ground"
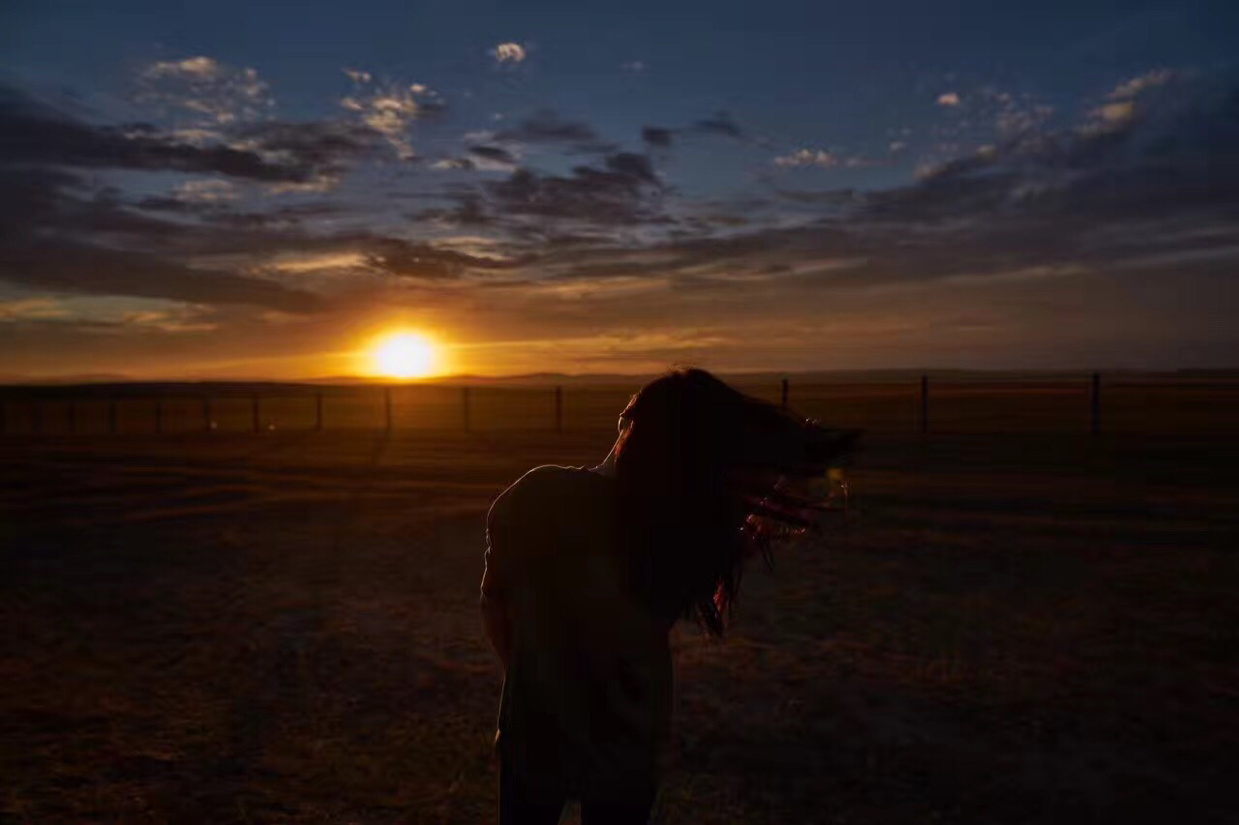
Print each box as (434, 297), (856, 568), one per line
(1, 427), (1236, 823)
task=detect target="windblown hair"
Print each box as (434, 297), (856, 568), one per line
(613, 367), (858, 635)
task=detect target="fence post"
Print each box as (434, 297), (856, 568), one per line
(920, 374), (929, 435)
(385, 387), (393, 432)
(315, 392), (323, 431)
(109, 399), (118, 434)
(1090, 372), (1101, 435)
(68, 400), (76, 435)
(462, 386), (471, 433)
(781, 378), (789, 411)
(202, 397), (211, 432)
(154, 398), (163, 434)
(554, 386), (563, 433)
(252, 394), (260, 433)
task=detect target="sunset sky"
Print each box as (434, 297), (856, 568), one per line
(2, 0), (1237, 378)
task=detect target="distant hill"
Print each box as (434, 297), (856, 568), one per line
(2, 367), (1237, 394)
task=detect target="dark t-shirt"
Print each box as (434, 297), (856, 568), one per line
(482, 464), (673, 800)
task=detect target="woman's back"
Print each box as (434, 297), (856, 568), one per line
(483, 464), (673, 802)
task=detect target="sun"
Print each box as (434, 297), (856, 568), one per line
(370, 331), (439, 378)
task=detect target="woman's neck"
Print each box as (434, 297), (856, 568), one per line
(589, 442), (619, 477)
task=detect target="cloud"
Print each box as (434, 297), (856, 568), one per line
(642, 126), (674, 147)
(172, 179), (237, 203)
(229, 119), (385, 178)
(0, 296), (219, 334)
(774, 149), (840, 168)
(362, 238), (523, 280)
(472, 72), (1239, 315)
(1108, 69), (1175, 100)
(937, 92), (961, 107)
(136, 56), (274, 126)
(602, 152), (659, 185)
(0, 87), (332, 182)
(1086, 100), (1136, 131)
(480, 152), (666, 225)
(338, 70), (443, 159)
(143, 56), (225, 80)
(0, 294), (219, 334)
(495, 109), (600, 145)
(492, 42), (527, 64)
(691, 111), (744, 139)
(0, 240), (323, 313)
(638, 113), (747, 148)
(468, 144), (519, 170)
(773, 149), (876, 169)
(888, 140), (907, 152)
(621, 61), (646, 73)
(3, 63), (1236, 366)
(432, 157), (476, 171)
(995, 102), (1055, 137)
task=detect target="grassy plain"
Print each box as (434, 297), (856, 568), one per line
(1, 380), (1236, 822)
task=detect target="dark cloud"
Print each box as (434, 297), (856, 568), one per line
(0, 86), (330, 182)
(602, 152), (659, 185)
(0, 240), (323, 312)
(432, 157), (477, 171)
(363, 238), (524, 279)
(638, 113), (747, 149)
(2, 69), (1237, 356)
(691, 111), (744, 139)
(468, 144), (518, 164)
(495, 109), (598, 144)
(483, 152), (667, 225)
(230, 119), (384, 174)
(0, 161), (486, 309)
(771, 187), (860, 206)
(642, 126), (675, 147)
(500, 77), (1239, 299)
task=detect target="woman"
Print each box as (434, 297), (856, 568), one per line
(480, 367), (857, 824)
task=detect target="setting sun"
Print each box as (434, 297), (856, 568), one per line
(370, 331), (440, 378)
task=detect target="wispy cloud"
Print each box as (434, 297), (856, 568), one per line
(0, 294), (218, 333)
(936, 91), (961, 107)
(1083, 99), (1136, 133)
(773, 149), (876, 169)
(172, 179), (237, 203)
(338, 69), (442, 159)
(1108, 68), (1175, 100)
(0, 86), (330, 182)
(136, 56), (274, 127)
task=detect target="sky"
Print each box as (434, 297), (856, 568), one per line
(1, 0), (1238, 378)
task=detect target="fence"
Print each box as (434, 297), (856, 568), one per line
(0, 374), (1236, 437)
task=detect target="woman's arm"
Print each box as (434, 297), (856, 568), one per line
(480, 592), (513, 669)
(481, 488), (518, 669)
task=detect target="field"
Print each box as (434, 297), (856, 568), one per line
(2, 380), (1237, 823)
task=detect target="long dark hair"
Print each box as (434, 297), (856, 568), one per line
(613, 367), (858, 635)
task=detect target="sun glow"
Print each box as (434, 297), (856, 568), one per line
(370, 331), (440, 378)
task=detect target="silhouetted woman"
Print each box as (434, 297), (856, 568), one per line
(481, 367), (857, 824)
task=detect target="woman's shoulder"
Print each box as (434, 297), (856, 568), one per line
(487, 464), (602, 530)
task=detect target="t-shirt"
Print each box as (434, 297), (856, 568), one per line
(482, 464), (673, 801)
